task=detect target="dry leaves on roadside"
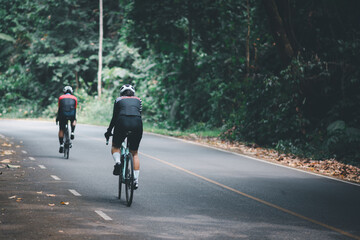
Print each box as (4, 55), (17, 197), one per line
(7, 164), (20, 169)
(46, 194), (56, 197)
(190, 136), (360, 184)
(2, 150), (15, 155)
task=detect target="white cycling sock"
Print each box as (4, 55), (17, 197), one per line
(134, 170), (139, 181)
(112, 152), (121, 164)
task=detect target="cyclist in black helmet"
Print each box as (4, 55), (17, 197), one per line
(104, 84), (143, 189)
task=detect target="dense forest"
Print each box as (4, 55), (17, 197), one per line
(1, 0), (359, 162)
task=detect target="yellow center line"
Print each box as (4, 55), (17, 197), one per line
(140, 152), (360, 240)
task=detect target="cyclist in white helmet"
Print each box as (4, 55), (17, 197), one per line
(105, 84), (143, 189)
(56, 86), (78, 153)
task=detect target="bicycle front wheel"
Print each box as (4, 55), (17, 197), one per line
(118, 170), (122, 199)
(125, 153), (134, 207)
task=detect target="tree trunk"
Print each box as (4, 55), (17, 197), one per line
(276, 0), (298, 53)
(246, 0), (251, 76)
(75, 71), (79, 90)
(97, 0), (103, 98)
(187, 0), (193, 64)
(262, 0), (294, 65)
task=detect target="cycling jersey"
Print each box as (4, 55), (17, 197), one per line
(57, 93), (78, 130)
(107, 96), (142, 131)
(107, 96), (143, 150)
(58, 93), (78, 118)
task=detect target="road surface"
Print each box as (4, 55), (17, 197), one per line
(0, 119), (359, 239)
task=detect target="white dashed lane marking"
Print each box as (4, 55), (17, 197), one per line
(95, 210), (112, 221)
(29, 157), (35, 161)
(21, 150), (27, 154)
(51, 175), (61, 181)
(38, 165), (46, 169)
(68, 189), (81, 196)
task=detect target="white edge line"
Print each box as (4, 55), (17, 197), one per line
(95, 210), (112, 221)
(68, 189), (81, 196)
(50, 175), (61, 181)
(38, 165), (46, 169)
(145, 132), (360, 187)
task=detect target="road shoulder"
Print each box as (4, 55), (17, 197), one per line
(175, 134), (360, 185)
(0, 134), (106, 239)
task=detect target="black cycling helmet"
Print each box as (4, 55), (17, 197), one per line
(120, 84), (135, 96)
(63, 86), (73, 94)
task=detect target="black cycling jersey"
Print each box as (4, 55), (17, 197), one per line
(57, 94), (77, 119)
(57, 93), (77, 131)
(107, 96), (142, 132)
(107, 96), (143, 150)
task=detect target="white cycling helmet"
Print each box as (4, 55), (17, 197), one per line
(120, 84), (135, 96)
(63, 86), (73, 94)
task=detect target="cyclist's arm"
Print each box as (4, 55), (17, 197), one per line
(56, 97), (60, 121)
(107, 100), (119, 132)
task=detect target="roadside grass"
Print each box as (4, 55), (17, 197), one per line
(76, 98), (113, 127)
(0, 105), (37, 119)
(1, 102), (221, 139)
(143, 122), (221, 138)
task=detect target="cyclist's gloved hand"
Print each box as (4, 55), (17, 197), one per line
(104, 131), (112, 140)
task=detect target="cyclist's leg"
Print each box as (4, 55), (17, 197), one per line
(58, 118), (65, 139)
(70, 118), (76, 139)
(128, 117), (143, 185)
(111, 146), (122, 175)
(112, 124), (127, 162)
(111, 123), (126, 175)
(130, 151), (139, 170)
(58, 118), (66, 153)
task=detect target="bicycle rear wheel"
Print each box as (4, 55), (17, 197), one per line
(125, 153), (134, 207)
(64, 126), (70, 159)
(64, 145), (69, 159)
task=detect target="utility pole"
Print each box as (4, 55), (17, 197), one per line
(97, 0), (103, 98)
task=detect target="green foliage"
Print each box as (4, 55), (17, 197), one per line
(0, 64), (44, 117)
(1, 0), (360, 163)
(325, 120), (360, 161)
(223, 59), (308, 145)
(0, 33), (15, 43)
(77, 93), (113, 126)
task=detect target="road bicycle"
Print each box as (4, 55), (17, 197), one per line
(106, 133), (135, 207)
(63, 122), (72, 159)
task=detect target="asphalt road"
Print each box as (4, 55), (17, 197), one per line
(1, 119), (360, 240)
